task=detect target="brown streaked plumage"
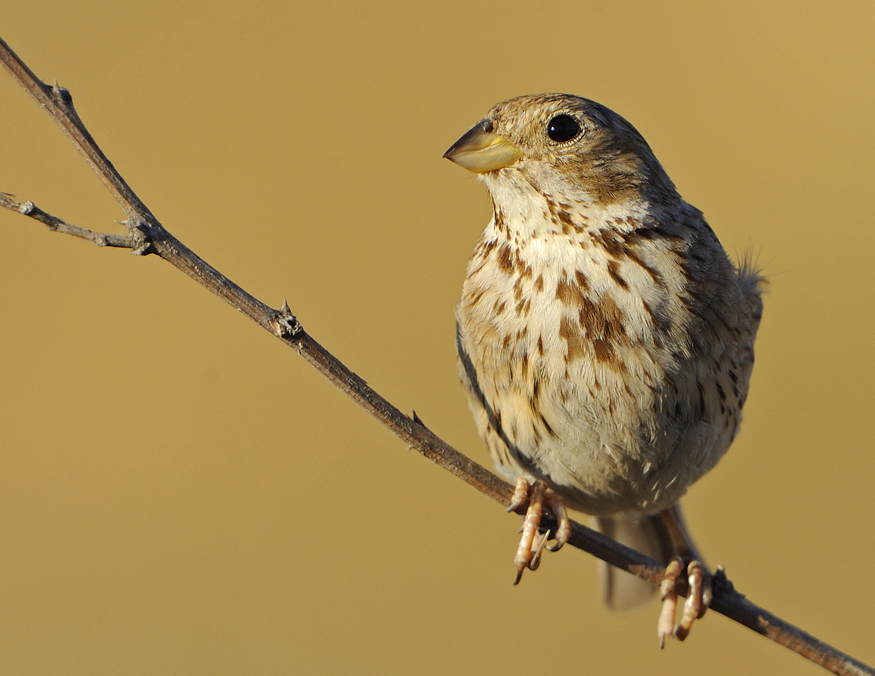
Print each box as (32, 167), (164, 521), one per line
(445, 94), (764, 647)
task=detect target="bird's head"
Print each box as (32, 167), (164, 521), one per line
(444, 93), (678, 208)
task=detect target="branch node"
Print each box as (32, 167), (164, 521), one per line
(52, 79), (73, 106)
(712, 565), (735, 597)
(119, 217), (155, 255)
(269, 300), (302, 339)
(19, 200), (35, 216)
(130, 236), (154, 256)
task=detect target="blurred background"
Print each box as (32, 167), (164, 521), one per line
(1, 1), (873, 674)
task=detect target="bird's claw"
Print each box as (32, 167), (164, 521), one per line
(509, 478), (570, 584)
(657, 556), (712, 648)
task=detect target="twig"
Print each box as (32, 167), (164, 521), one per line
(1, 34), (872, 676)
(0, 193), (139, 248)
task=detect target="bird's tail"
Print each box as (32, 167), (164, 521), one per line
(593, 507), (690, 611)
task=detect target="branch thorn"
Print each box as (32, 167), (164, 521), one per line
(412, 410), (428, 428)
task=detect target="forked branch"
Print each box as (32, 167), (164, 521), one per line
(1, 34), (871, 676)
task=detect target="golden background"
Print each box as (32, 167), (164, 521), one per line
(2, 1), (873, 674)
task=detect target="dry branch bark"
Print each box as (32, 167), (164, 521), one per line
(1, 34), (872, 676)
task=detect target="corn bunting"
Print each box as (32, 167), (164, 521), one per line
(444, 94), (763, 646)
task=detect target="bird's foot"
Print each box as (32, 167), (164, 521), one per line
(507, 478), (570, 584)
(657, 556), (712, 648)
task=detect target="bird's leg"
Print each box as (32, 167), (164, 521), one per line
(656, 504), (712, 648)
(545, 492), (571, 553)
(658, 558), (683, 648)
(511, 478), (545, 583)
(507, 478), (570, 584)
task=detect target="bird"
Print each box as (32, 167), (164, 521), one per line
(443, 94), (763, 646)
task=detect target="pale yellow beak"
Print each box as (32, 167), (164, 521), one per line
(443, 120), (523, 173)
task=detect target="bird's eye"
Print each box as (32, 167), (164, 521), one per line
(546, 114), (581, 143)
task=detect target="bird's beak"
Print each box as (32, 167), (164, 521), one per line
(443, 120), (523, 173)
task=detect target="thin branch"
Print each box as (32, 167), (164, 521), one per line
(0, 193), (139, 248)
(1, 34), (872, 676)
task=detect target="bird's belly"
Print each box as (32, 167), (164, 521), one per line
(458, 306), (733, 516)
(483, 352), (681, 515)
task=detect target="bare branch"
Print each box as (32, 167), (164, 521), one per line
(1, 33), (872, 676)
(0, 193), (140, 248)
